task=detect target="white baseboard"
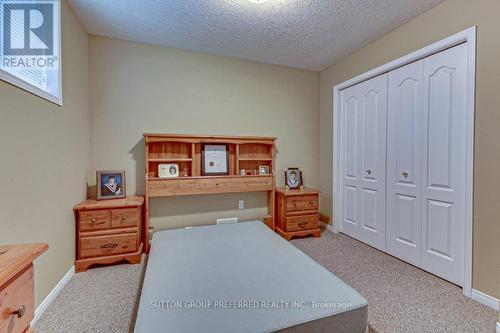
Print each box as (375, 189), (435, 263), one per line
(31, 265), (75, 326)
(319, 221), (335, 233)
(471, 289), (499, 311)
(496, 321), (500, 333)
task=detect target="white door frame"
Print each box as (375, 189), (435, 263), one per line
(332, 26), (476, 297)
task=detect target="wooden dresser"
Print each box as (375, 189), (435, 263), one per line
(74, 196), (144, 272)
(0, 243), (47, 333)
(275, 188), (321, 240)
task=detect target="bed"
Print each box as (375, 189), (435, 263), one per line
(135, 221), (367, 333)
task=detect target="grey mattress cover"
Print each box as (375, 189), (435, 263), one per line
(135, 221), (367, 333)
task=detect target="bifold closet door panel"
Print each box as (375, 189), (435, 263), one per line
(386, 60), (424, 266)
(340, 83), (362, 241)
(421, 43), (467, 286)
(340, 74), (387, 251)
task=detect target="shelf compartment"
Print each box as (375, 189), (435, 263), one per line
(148, 160), (192, 178)
(238, 159), (273, 176)
(148, 142), (192, 160)
(238, 143), (273, 160)
(148, 175), (274, 197)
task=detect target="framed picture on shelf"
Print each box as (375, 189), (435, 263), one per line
(202, 144), (229, 176)
(159, 163), (179, 178)
(97, 170), (126, 200)
(259, 165), (270, 175)
(285, 168), (303, 191)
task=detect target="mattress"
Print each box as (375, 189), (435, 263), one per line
(135, 221), (367, 333)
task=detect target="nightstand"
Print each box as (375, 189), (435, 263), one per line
(73, 196), (144, 272)
(275, 188), (321, 240)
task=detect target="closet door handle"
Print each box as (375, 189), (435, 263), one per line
(401, 171), (408, 178)
(366, 169), (372, 175)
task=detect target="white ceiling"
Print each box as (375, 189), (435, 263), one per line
(68, 0), (444, 71)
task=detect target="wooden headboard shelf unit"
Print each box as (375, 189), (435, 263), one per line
(143, 133), (277, 253)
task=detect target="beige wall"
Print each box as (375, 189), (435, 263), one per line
(89, 36), (319, 230)
(319, 0), (500, 298)
(0, 3), (90, 305)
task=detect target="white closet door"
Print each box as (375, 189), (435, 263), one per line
(386, 60), (424, 266)
(421, 43), (467, 286)
(340, 83), (362, 240)
(341, 74), (387, 251)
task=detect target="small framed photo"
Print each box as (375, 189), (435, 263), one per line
(202, 144), (229, 176)
(97, 170), (126, 200)
(285, 168), (303, 191)
(159, 163), (179, 178)
(259, 165), (270, 175)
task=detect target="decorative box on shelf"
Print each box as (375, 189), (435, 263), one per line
(275, 188), (321, 240)
(73, 196), (144, 272)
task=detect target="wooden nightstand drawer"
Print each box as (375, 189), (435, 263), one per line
(0, 266), (34, 333)
(111, 208), (140, 228)
(286, 195), (318, 212)
(285, 214), (318, 232)
(79, 210), (110, 231)
(80, 233), (138, 258)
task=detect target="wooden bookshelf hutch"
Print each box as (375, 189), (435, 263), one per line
(143, 133), (277, 253)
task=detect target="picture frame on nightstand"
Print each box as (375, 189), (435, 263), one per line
(97, 170), (126, 200)
(285, 168), (304, 191)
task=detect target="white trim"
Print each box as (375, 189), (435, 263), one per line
(462, 26), (476, 298)
(332, 26), (476, 297)
(0, 70), (62, 105)
(496, 321), (500, 333)
(471, 289), (500, 311)
(31, 265), (75, 326)
(319, 221), (336, 233)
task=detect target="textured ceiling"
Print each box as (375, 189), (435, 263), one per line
(67, 0), (444, 71)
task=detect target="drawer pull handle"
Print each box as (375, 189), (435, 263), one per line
(298, 221), (308, 228)
(121, 216), (127, 221)
(90, 218), (97, 224)
(13, 305), (26, 318)
(101, 243), (118, 249)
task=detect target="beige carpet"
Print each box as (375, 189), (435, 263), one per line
(35, 229), (497, 333)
